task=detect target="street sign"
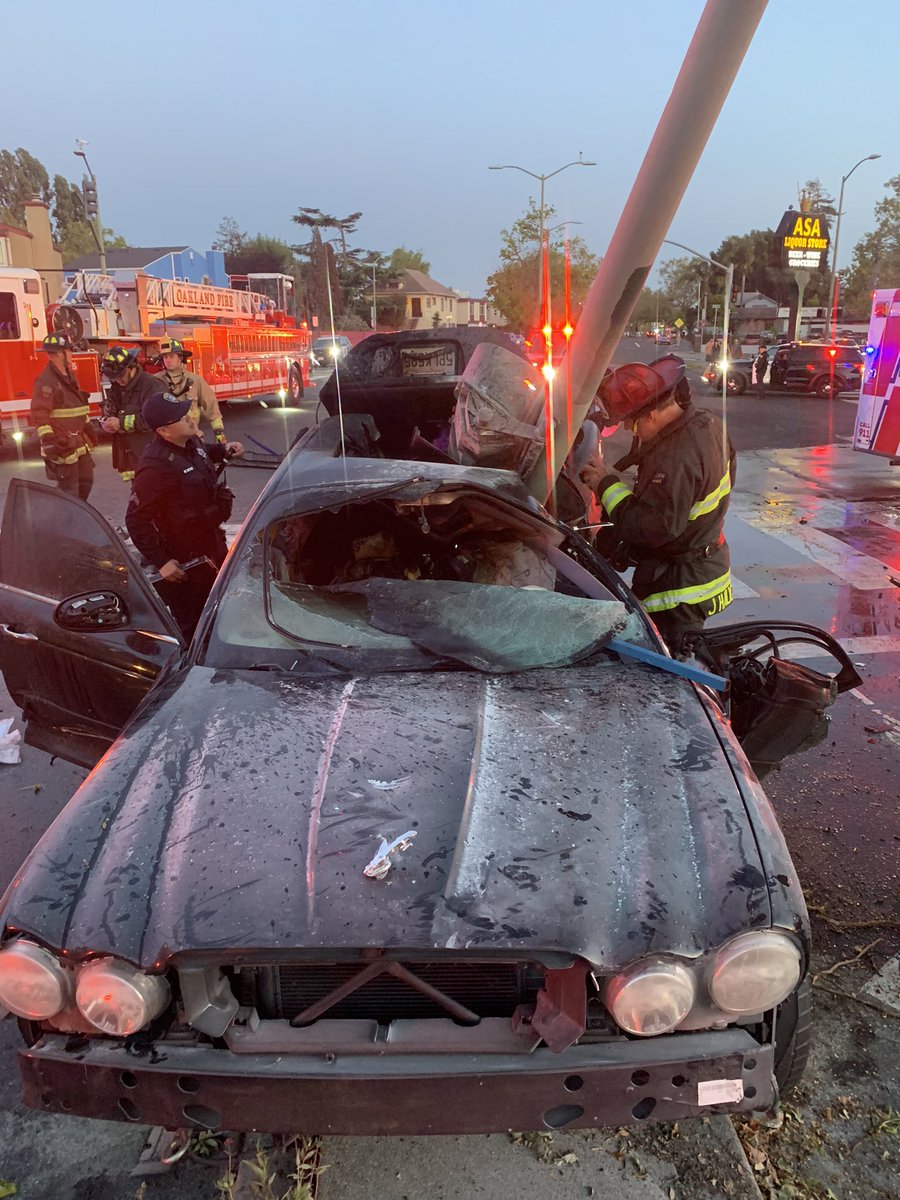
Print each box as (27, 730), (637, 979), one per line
(775, 209), (830, 272)
(674, 318), (684, 328)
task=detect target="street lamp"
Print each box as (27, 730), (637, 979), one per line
(827, 153), (880, 339)
(73, 140), (106, 275)
(489, 157), (596, 324)
(663, 239), (734, 413)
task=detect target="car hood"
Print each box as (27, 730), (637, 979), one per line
(3, 663), (786, 970)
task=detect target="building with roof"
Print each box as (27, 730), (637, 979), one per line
(63, 246), (228, 287)
(376, 268), (460, 330)
(0, 199), (63, 304)
(455, 294), (507, 327)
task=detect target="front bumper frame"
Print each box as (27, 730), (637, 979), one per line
(21, 1028), (774, 1134)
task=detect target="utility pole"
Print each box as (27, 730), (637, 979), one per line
(525, 0), (768, 497)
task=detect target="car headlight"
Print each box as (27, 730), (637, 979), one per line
(710, 932), (801, 1015)
(605, 957), (696, 1036)
(76, 958), (170, 1036)
(0, 939), (72, 1019)
(328, 345), (338, 356)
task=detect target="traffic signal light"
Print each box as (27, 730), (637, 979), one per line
(82, 176), (99, 221)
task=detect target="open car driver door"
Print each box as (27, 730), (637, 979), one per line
(0, 480), (184, 768)
(687, 621), (862, 777)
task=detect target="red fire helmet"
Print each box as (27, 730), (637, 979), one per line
(597, 356), (687, 423)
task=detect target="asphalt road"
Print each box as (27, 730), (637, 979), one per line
(0, 342), (897, 1198)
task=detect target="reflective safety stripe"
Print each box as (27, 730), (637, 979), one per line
(643, 570), (733, 614)
(49, 405), (90, 418)
(119, 470), (135, 482)
(42, 444), (89, 466)
(688, 470), (731, 521)
(123, 413), (136, 432)
(36, 424), (53, 437)
(600, 481), (633, 515)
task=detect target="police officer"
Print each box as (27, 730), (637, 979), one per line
(100, 346), (167, 482)
(155, 338), (226, 442)
(30, 332), (95, 500)
(125, 392), (244, 640)
(580, 355), (735, 654)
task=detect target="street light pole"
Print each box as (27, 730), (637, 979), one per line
(663, 238), (733, 414)
(371, 263), (377, 332)
(827, 153), (880, 339)
(489, 157), (596, 326)
(73, 142), (106, 276)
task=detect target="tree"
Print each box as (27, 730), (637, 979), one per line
(0, 148), (51, 224)
(842, 174), (900, 318)
(801, 178), (837, 219)
(223, 235), (294, 276)
(51, 173), (86, 239)
(486, 199), (600, 331)
(658, 256), (711, 314)
(389, 246), (431, 275)
(211, 216), (247, 257)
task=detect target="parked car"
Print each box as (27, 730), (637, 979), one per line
(769, 342), (863, 398)
(0, 389), (858, 1134)
(311, 335), (353, 367)
(702, 357), (754, 395)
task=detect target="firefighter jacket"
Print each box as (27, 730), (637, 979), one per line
(594, 402), (735, 619)
(103, 369), (167, 478)
(159, 366), (225, 438)
(126, 435), (230, 570)
(31, 362), (94, 466)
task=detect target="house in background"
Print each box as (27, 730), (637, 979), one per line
(455, 294), (507, 327)
(0, 199), (63, 304)
(376, 268), (459, 330)
(63, 246), (228, 288)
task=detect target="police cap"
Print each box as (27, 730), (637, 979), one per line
(142, 391), (192, 430)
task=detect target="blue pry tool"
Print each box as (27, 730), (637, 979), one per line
(607, 638), (728, 691)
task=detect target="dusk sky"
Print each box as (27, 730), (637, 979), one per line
(5, 0), (897, 295)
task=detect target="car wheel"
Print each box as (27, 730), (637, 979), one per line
(727, 373), (747, 396)
(813, 376), (839, 399)
(288, 363), (304, 402)
(773, 976), (812, 1095)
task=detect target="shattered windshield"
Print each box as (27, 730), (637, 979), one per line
(204, 482), (646, 674)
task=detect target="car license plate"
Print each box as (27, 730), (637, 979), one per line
(400, 346), (457, 376)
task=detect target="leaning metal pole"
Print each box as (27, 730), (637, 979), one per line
(526, 0), (768, 499)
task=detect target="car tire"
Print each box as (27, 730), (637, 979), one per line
(288, 363), (304, 403)
(728, 373), (748, 396)
(773, 976), (812, 1095)
(813, 376), (841, 399)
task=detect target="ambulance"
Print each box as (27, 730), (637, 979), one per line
(853, 288), (900, 464)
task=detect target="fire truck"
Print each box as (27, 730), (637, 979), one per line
(0, 267), (102, 447)
(853, 288), (900, 465)
(0, 267), (311, 446)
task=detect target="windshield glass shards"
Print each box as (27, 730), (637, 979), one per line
(269, 578), (637, 672)
(204, 481), (645, 674)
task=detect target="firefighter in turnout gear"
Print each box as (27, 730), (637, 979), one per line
(125, 391), (243, 640)
(155, 338), (226, 442)
(581, 355), (735, 654)
(100, 346), (167, 482)
(30, 332), (96, 500)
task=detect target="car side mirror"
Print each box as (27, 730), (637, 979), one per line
(55, 591), (130, 631)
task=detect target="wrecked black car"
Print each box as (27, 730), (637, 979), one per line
(0, 415), (858, 1134)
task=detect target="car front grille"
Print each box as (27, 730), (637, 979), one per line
(236, 960), (542, 1023)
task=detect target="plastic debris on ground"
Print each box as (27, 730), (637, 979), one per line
(0, 718), (21, 765)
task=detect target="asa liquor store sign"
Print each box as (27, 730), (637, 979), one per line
(775, 209), (830, 271)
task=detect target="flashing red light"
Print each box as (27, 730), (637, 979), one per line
(828, 347), (837, 358)
(542, 324), (552, 338)
(563, 323), (574, 338)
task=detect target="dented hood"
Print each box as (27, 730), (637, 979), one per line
(3, 663), (780, 969)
